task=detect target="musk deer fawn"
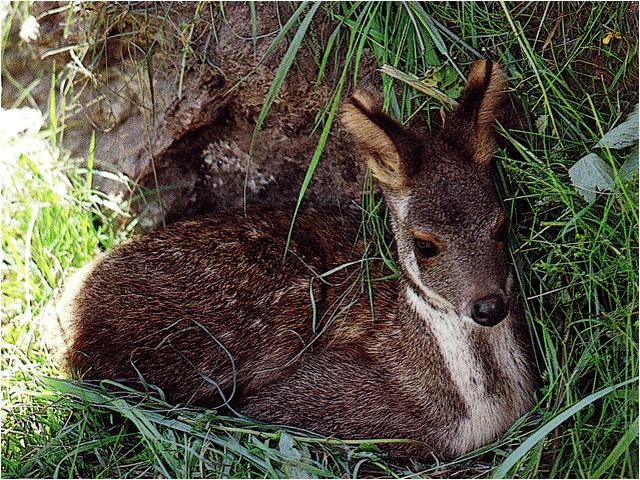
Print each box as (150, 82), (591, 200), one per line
(52, 60), (537, 458)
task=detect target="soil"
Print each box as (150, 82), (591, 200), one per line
(3, 2), (373, 230)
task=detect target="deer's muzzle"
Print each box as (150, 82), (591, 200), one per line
(471, 294), (508, 327)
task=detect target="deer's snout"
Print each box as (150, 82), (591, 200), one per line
(471, 294), (509, 327)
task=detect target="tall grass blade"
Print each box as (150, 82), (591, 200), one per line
(86, 130), (95, 192)
(245, 2), (321, 211)
(591, 415), (639, 478)
(226, 1), (310, 96)
(491, 377), (638, 478)
(283, 2), (378, 258)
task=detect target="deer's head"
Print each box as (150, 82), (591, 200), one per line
(342, 60), (512, 327)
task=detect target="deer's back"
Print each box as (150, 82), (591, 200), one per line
(61, 207), (392, 405)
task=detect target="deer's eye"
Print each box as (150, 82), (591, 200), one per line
(493, 221), (509, 243)
(414, 239), (439, 258)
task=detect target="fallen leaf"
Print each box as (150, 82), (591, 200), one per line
(278, 432), (314, 479)
(595, 104), (639, 150)
(620, 145), (639, 180)
(602, 29), (621, 45)
(569, 153), (615, 202)
(536, 114), (549, 133)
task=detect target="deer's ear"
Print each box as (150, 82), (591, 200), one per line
(445, 60), (507, 165)
(341, 91), (407, 190)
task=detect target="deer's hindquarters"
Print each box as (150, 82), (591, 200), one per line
(55, 211), (365, 405)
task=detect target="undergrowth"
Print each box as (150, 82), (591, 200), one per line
(2, 1), (638, 478)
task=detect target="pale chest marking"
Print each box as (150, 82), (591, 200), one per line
(405, 286), (526, 453)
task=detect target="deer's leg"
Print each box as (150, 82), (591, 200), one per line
(239, 348), (441, 457)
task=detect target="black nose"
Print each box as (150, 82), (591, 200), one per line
(472, 295), (508, 327)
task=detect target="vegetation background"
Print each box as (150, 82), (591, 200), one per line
(2, 1), (638, 478)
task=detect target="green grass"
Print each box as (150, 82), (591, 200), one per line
(2, 1), (638, 478)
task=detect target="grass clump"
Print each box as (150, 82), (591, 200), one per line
(2, 1), (639, 478)
(0, 102), (132, 476)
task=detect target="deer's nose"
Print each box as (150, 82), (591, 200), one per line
(471, 294), (508, 327)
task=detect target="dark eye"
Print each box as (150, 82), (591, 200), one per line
(414, 239), (439, 258)
(494, 221), (509, 243)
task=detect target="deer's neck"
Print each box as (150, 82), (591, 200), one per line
(397, 283), (535, 454)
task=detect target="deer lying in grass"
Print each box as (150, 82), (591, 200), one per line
(52, 60), (537, 458)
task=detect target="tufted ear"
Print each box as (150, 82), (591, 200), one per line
(341, 90), (410, 191)
(444, 60), (507, 165)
